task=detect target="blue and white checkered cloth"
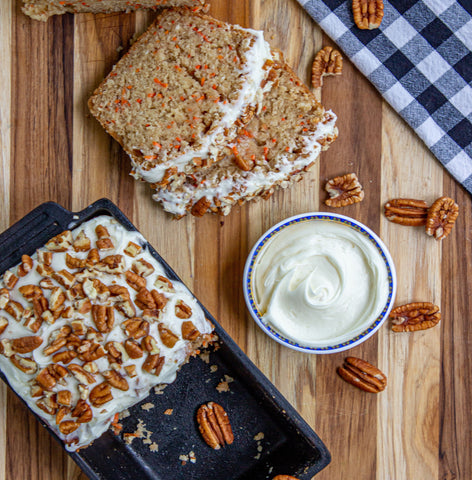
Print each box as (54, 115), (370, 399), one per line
(298, 0), (472, 194)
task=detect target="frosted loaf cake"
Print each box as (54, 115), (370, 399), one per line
(88, 8), (273, 185)
(0, 216), (214, 450)
(151, 59), (338, 217)
(22, 0), (207, 21)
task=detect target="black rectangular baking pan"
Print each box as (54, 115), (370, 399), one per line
(0, 199), (330, 479)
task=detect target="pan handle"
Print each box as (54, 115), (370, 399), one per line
(0, 202), (73, 273)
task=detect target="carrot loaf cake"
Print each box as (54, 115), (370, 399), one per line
(151, 59), (338, 217)
(22, 0), (207, 21)
(88, 8), (273, 185)
(0, 216), (215, 450)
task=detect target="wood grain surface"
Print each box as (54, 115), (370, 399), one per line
(0, 0), (471, 479)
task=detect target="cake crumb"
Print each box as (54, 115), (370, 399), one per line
(254, 432), (265, 441)
(216, 374), (234, 393)
(119, 409), (130, 420)
(179, 454), (189, 465)
(210, 364), (218, 373)
(149, 442), (159, 452)
(199, 351), (210, 364)
(254, 453), (261, 460)
(141, 402), (155, 411)
(123, 419), (153, 446)
(154, 384), (167, 395)
(164, 408), (173, 415)
(189, 451), (197, 463)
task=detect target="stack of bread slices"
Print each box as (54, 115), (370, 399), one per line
(88, 7), (338, 218)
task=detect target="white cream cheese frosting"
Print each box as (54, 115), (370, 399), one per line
(0, 215), (214, 451)
(252, 220), (389, 347)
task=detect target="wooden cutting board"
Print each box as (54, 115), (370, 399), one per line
(0, 0), (471, 478)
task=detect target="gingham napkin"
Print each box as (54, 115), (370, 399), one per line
(298, 0), (472, 194)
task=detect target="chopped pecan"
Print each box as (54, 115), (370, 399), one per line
(68, 363), (96, 384)
(71, 399), (93, 423)
(0, 339), (13, 357)
(36, 395), (58, 415)
(89, 382), (113, 407)
(43, 337), (67, 356)
(56, 406), (70, 425)
(191, 197), (211, 217)
(57, 390), (72, 407)
(30, 384), (44, 398)
(105, 341), (129, 364)
(181, 321), (200, 341)
(32, 296), (48, 318)
(36, 264), (54, 277)
(17, 255), (34, 277)
(352, 0), (384, 30)
(10, 355), (37, 375)
(45, 230), (73, 252)
(96, 225), (114, 251)
(158, 324), (179, 348)
(67, 283), (85, 301)
(125, 270), (147, 291)
(65, 253), (86, 270)
(52, 350), (78, 364)
(71, 319), (86, 336)
(83, 278), (110, 302)
(3, 270), (18, 289)
(175, 301), (192, 319)
(232, 150), (253, 172)
(151, 290), (168, 310)
(59, 420), (79, 435)
(96, 255), (125, 274)
(135, 288), (156, 310)
(108, 285), (130, 302)
(122, 318), (149, 339)
(52, 269), (76, 289)
(37, 250), (53, 266)
(425, 196), (459, 241)
(124, 241), (142, 257)
(132, 259), (155, 277)
(91, 305), (114, 333)
(83, 361), (98, 374)
(124, 339), (144, 359)
(78, 384), (89, 401)
(75, 298), (92, 315)
(78, 341), (106, 362)
(124, 365), (137, 378)
(142, 354), (165, 376)
(5, 300), (24, 321)
(11, 336), (43, 354)
(0, 317), (8, 336)
(142, 309), (161, 323)
(73, 230), (91, 252)
(390, 302), (440, 332)
(61, 306), (74, 319)
(18, 285), (42, 301)
(116, 299), (137, 318)
(23, 314), (42, 333)
(154, 276), (174, 293)
(337, 357), (386, 393)
(197, 402), (234, 450)
(325, 173), (364, 207)
(141, 335), (160, 355)
(86, 248), (100, 268)
(384, 198), (429, 226)
(103, 370), (129, 391)
(49, 287), (66, 311)
(0, 288), (9, 308)
(311, 46), (343, 88)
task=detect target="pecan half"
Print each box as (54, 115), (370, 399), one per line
(18, 285), (42, 301)
(197, 402), (234, 450)
(175, 301), (192, 319)
(337, 357), (386, 393)
(73, 230), (91, 252)
(191, 197), (211, 217)
(53, 350), (78, 364)
(11, 336), (43, 354)
(151, 290), (168, 311)
(122, 318), (149, 340)
(158, 324), (179, 348)
(352, 0), (384, 30)
(135, 288), (157, 311)
(59, 420), (79, 435)
(105, 341), (129, 364)
(68, 364), (96, 384)
(141, 335), (160, 355)
(312, 46), (343, 88)
(425, 196), (459, 241)
(325, 173), (364, 207)
(89, 382), (113, 407)
(91, 305), (114, 333)
(124, 241), (141, 257)
(103, 370), (129, 391)
(142, 354), (165, 376)
(17, 255), (34, 277)
(124, 339), (144, 359)
(384, 198), (429, 226)
(390, 302), (440, 332)
(71, 399), (93, 423)
(181, 321), (200, 341)
(45, 230), (72, 252)
(125, 270), (147, 291)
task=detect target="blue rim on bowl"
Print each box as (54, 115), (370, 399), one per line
(243, 212), (397, 354)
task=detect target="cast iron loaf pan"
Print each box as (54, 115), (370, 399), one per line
(0, 199), (330, 480)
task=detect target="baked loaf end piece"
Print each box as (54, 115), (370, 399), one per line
(151, 59), (338, 217)
(22, 0), (207, 21)
(88, 8), (273, 185)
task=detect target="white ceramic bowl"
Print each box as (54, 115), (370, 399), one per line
(243, 212), (397, 354)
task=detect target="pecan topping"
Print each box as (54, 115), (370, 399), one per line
(105, 341), (129, 364)
(352, 0), (384, 30)
(3, 270), (18, 289)
(103, 370), (129, 391)
(86, 248), (100, 268)
(73, 230), (91, 252)
(141, 335), (160, 355)
(390, 302), (440, 332)
(59, 420), (79, 435)
(0, 317), (8, 336)
(135, 288), (157, 310)
(17, 255), (34, 277)
(5, 300), (24, 321)
(89, 382), (113, 407)
(272, 476), (300, 480)
(181, 321), (200, 341)
(78, 341), (106, 362)
(154, 276), (174, 293)
(124, 339), (144, 359)
(191, 197), (211, 217)
(18, 285), (42, 301)
(384, 198), (428, 226)
(232, 151), (253, 172)
(124, 365), (137, 378)
(91, 305), (114, 333)
(49, 287), (66, 311)
(52, 350), (78, 364)
(36, 395), (58, 415)
(96, 255), (125, 273)
(158, 324), (179, 348)
(142, 354), (165, 376)
(43, 337), (67, 356)
(132, 259), (155, 277)
(45, 231), (72, 252)
(37, 250), (53, 266)
(65, 254), (86, 270)
(0, 288), (9, 309)
(52, 269), (76, 289)
(10, 355), (37, 375)
(124, 241), (141, 257)
(175, 301), (192, 319)
(11, 336), (43, 354)
(68, 364), (96, 384)
(122, 318), (149, 339)
(96, 225), (114, 251)
(325, 173), (364, 207)
(311, 46), (343, 88)
(197, 402), (234, 450)
(425, 196), (459, 241)
(36, 365), (68, 390)
(151, 290), (168, 311)
(125, 270), (147, 291)
(57, 390), (72, 406)
(72, 399), (93, 423)
(337, 357), (386, 393)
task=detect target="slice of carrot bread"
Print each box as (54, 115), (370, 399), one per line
(88, 8), (273, 184)
(22, 0), (207, 21)
(150, 59), (338, 217)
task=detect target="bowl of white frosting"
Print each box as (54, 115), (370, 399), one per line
(243, 213), (396, 353)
